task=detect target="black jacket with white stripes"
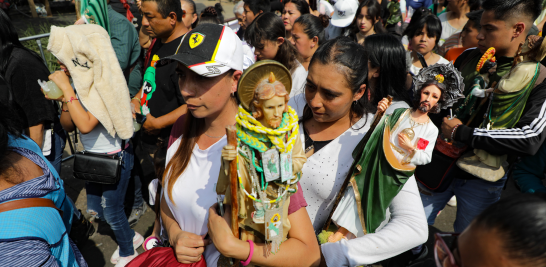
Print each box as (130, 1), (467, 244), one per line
(454, 79), (546, 157)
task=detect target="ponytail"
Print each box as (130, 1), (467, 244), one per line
(294, 14), (329, 45)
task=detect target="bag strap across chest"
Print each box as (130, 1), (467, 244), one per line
(0, 198), (63, 217)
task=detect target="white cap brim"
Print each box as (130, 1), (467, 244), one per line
(331, 14), (354, 27)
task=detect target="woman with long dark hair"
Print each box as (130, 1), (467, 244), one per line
(157, 24), (319, 266)
(289, 37), (427, 265)
(365, 34), (412, 112)
(348, 0), (386, 45)
(0, 9), (65, 174)
(282, 0), (310, 44)
(245, 12), (307, 97)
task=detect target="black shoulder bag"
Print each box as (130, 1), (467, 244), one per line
(73, 140), (126, 184)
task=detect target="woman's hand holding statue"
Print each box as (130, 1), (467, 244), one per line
(207, 203), (250, 260)
(221, 145), (237, 161)
(377, 98), (390, 113)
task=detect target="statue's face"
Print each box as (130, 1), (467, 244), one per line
(258, 95), (286, 129)
(418, 85), (441, 113)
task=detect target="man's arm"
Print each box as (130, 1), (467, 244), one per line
(27, 123), (44, 148)
(142, 104), (187, 133)
(454, 82), (546, 156)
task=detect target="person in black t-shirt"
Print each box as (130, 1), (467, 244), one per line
(129, 0), (188, 223)
(0, 9), (66, 175)
(133, 0), (188, 144)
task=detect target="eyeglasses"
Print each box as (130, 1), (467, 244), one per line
(434, 232), (460, 267)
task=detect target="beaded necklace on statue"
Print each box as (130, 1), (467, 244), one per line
(233, 60), (304, 254)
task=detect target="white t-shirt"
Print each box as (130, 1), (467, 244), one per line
(291, 61), (308, 98)
(164, 136), (227, 266)
(288, 95), (428, 266)
(242, 41), (256, 70)
(78, 92), (122, 153)
(438, 13), (461, 46)
(409, 56), (449, 75)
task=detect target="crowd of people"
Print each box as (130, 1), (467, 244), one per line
(1, 0), (546, 266)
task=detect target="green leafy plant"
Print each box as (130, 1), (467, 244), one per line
(19, 22), (69, 72)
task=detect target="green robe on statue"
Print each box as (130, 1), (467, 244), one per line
(349, 108), (414, 234)
(454, 49), (513, 125)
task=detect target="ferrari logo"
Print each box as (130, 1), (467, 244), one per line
(189, 32), (205, 49)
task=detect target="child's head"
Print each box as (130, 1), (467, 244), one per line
(406, 13), (442, 55)
(246, 12), (300, 71)
(243, 0), (270, 26)
(461, 10), (483, 48)
(353, 0), (383, 36)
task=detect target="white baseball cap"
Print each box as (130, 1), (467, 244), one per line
(331, 0), (359, 28)
(161, 24), (243, 77)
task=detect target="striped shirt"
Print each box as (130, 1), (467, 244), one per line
(0, 147), (88, 267)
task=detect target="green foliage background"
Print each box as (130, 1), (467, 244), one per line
(19, 22), (69, 73)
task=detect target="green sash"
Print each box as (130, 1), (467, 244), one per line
(350, 108), (414, 234)
(485, 63), (540, 129)
(81, 0), (110, 35)
(454, 50), (513, 124)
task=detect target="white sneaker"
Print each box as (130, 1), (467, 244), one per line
(111, 231), (144, 264)
(447, 196), (457, 207)
(114, 250), (139, 267)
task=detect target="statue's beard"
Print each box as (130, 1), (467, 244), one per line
(418, 101), (430, 113)
(268, 118), (282, 128)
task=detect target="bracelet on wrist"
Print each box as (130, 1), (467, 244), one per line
(451, 124), (462, 141)
(65, 97), (79, 104)
(241, 240), (254, 266)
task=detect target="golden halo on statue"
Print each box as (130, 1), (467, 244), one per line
(238, 60), (292, 111)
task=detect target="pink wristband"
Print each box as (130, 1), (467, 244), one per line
(240, 240), (254, 266)
(143, 236), (159, 251)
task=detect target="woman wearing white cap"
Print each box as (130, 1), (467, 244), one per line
(159, 23), (320, 267)
(326, 0), (359, 40)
